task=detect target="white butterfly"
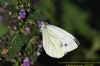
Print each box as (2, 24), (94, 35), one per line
(39, 21), (79, 58)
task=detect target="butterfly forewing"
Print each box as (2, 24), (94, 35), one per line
(47, 25), (78, 52)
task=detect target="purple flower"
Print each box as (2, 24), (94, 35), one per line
(23, 57), (30, 66)
(38, 44), (42, 48)
(24, 27), (30, 36)
(19, 9), (26, 19)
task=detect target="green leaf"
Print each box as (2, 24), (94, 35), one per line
(0, 0), (17, 6)
(8, 32), (28, 59)
(0, 24), (8, 37)
(0, 0), (18, 13)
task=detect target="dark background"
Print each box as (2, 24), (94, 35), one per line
(36, 0), (100, 66)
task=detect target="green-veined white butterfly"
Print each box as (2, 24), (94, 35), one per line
(37, 21), (79, 58)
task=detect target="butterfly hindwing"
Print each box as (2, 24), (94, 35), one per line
(42, 28), (66, 58)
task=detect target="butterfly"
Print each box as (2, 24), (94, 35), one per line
(37, 21), (79, 58)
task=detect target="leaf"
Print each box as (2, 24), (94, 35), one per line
(0, 24), (8, 37)
(0, 0), (18, 12)
(8, 32), (28, 59)
(0, 0), (17, 6)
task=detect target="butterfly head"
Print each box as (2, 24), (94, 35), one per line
(36, 21), (48, 29)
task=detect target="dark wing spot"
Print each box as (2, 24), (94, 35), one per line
(64, 44), (68, 47)
(60, 44), (68, 47)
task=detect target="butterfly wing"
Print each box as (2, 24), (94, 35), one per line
(46, 25), (79, 52)
(41, 28), (66, 58)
